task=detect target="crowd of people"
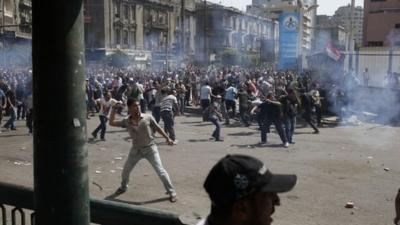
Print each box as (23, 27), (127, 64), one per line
(0, 64), (365, 141)
(83, 64), (329, 146)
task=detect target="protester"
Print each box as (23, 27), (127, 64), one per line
(160, 88), (179, 143)
(109, 98), (178, 202)
(200, 82), (214, 122)
(198, 154), (297, 225)
(280, 88), (299, 144)
(0, 88), (6, 132)
(251, 92), (289, 148)
(91, 91), (122, 141)
(206, 95), (224, 141)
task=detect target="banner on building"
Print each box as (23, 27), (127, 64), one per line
(278, 12), (299, 70)
(326, 42), (341, 61)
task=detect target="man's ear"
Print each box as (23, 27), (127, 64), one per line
(232, 199), (250, 221)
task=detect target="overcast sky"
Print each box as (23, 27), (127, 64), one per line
(207, 0), (364, 16)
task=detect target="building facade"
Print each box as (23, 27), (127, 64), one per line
(315, 15), (347, 51)
(195, 1), (279, 66)
(246, 0), (317, 69)
(333, 4), (363, 48)
(0, 0), (32, 66)
(363, 0), (400, 47)
(84, 0), (197, 68)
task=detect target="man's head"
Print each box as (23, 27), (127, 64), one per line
(127, 98), (140, 116)
(104, 92), (111, 101)
(204, 154), (297, 225)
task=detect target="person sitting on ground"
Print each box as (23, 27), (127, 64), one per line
(197, 154), (297, 225)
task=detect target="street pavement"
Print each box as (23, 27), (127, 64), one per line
(1, 112), (399, 225)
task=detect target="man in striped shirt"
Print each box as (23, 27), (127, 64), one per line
(160, 89), (179, 143)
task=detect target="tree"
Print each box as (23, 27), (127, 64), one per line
(221, 49), (239, 66)
(106, 50), (130, 68)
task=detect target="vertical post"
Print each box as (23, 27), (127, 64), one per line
(348, 0), (355, 70)
(1, 0), (5, 67)
(203, 0), (207, 65)
(181, 0), (185, 66)
(297, 2), (303, 74)
(32, 0), (90, 225)
(388, 48), (393, 74)
(355, 49), (359, 74)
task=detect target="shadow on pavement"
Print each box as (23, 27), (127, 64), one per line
(227, 131), (257, 136)
(187, 139), (212, 143)
(0, 133), (31, 138)
(104, 193), (170, 205)
(231, 143), (285, 149)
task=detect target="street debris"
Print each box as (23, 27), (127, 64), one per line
(114, 157), (123, 160)
(95, 170), (102, 174)
(345, 202), (354, 208)
(384, 168), (390, 171)
(92, 181), (103, 191)
(13, 161), (31, 166)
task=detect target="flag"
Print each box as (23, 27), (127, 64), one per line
(326, 42), (341, 61)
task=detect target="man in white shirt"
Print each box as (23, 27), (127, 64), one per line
(91, 91), (122, 141)
(200, 82), (215, 121)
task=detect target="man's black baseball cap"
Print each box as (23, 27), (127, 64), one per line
(204, 154), (297, 208)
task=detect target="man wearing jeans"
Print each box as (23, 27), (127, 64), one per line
(280, 88), (299, 144)
(109, 99), (178, 202)
(91, 92), (121, 141)
(160, 89), (179, 143)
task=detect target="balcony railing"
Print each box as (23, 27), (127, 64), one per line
(0, 182), (186, 225)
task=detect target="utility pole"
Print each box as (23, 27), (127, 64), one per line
(348, 0), (355, 71)
(203, 0), (207, 65)
(1, 0), (5, 67)
(181, 0), (185, 66)
(297, 0), (303, 74)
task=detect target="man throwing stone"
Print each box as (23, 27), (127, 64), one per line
(109, 98), (178, 202)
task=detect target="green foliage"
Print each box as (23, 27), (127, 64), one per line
(221, 49), (240, 66)
(106, 50), (130, 68)
(220, 49), (262, 67)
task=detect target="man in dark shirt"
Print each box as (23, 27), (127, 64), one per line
(300, 93), (319, 134)
(251, 93), (289, 148)
(280, 88), (299, 144)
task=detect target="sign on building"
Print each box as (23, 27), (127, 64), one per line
(278, 12), (299, 70)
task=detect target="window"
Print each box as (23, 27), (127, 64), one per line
(115, 29), (121, 45)
(123, 30), (128, 45)
(123, 5), (129, 20)
(367, 41), (383, 47)
(114, 2), (120, 18)
(131, 5), (135, 21)
(395, 24), (400, 29)
(130, 31), (136, 48)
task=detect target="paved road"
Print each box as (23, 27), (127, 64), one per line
(1, 112), (399, 225)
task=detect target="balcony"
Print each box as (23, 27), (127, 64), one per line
(0, 182), (187, 225)
(144, 21), (168, 30)
(19, 0), (31, 8)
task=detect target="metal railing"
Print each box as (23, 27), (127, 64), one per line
(0, 182), (186, 225)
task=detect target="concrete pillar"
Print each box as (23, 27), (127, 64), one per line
(32, 0), (90, 224)
(135, 4), (144, 50)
